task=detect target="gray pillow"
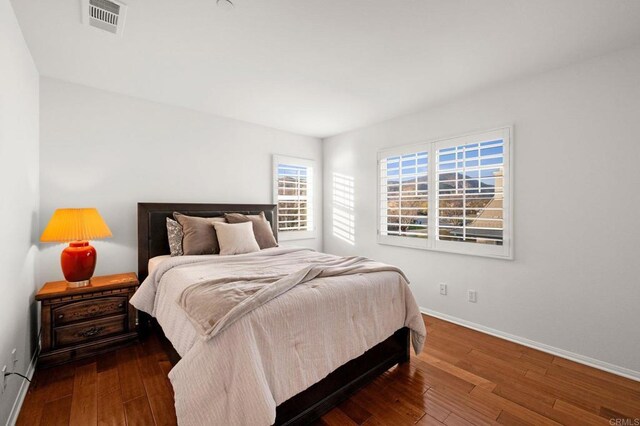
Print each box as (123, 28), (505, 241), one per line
(225, 211), (278, 250)
(173, 212), (227, 255)
(166, 217), (184, 256)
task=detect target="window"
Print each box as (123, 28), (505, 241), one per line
(378, 127), (512, 258)
(273, 155), (315, 240)
(379, 149), (429, 249)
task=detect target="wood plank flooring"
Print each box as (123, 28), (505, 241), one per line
(17, 315), (640, 425)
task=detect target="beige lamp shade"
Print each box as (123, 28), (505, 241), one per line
(40, 208), (113, 242)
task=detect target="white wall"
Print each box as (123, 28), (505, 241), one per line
(323, 45), (640, 377)
(39, 78), (322, 283)
(0, 0), (40, 422)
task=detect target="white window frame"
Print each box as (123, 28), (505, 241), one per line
(272, 155), (316, 241)
(377, 127), (513, 259)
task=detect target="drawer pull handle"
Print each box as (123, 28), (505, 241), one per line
(58, 314), (64, 319)
(118, 303), (124, 308)
(79, 326), (104, 338)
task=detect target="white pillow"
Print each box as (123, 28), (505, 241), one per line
(213, 221), (260, 255)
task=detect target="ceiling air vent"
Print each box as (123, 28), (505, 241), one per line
(81, 0), (128, 36)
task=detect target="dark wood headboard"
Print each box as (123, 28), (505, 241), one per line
(137, 203), (278, 281)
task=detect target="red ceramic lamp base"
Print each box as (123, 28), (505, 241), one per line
(61, 241), (97, 287)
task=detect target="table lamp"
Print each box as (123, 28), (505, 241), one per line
(40, 208), (112, 287)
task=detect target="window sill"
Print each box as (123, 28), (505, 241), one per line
(377, 235), (513, 260)
(278, 230), (317, 242)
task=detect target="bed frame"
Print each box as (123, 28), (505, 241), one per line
(137, 202), (410, 425)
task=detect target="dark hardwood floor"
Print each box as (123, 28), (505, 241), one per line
(17, 315), (640, 425)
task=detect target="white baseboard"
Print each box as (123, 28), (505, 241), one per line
(421, 307), (640, 383)
(5, 349), (39, 426)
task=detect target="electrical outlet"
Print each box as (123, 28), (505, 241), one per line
(1, 365), (7, 393)
(439, 283), (447, 295)
(11, 349), (17, 374)
(468, 290), (477, 303)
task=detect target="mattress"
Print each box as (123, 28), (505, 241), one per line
(148, 255), (171, 275)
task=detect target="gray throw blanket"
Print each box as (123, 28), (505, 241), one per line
(179, 249), (409, 340)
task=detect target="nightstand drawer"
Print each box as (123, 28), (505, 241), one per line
(54, 315), (127, 348)
(52, 296), (128, 326)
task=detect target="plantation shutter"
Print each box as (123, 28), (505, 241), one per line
(378, 146), (429, 248)
(436, 138), (505, 246)
(273, 156), (314, 235)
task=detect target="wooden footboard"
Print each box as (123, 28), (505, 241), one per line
(275, 327), (410, 425)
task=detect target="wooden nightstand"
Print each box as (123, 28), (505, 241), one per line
(36, 272), (139, 367)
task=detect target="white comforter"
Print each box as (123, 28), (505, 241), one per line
(131, 247), (426, 426)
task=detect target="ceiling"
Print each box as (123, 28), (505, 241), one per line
(12, 0), (640, 138)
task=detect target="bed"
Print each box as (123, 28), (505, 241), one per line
(134, 202), (425, 425)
